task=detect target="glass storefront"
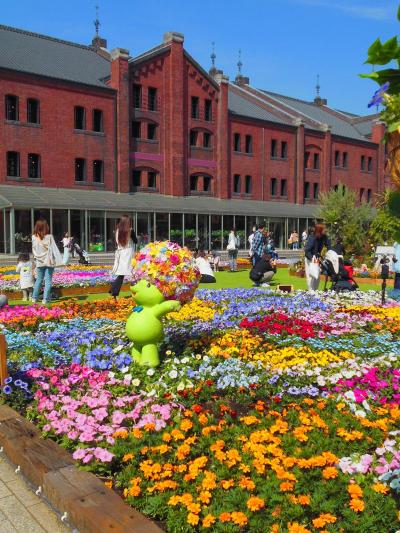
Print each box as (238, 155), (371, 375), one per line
(14, 209), (32, 253)
(210, 214), (222, 250)
(89, 211), (105, 252)
(155, 212), (169, 241)
(0, 207), (314, 255)
(52, 210), (68, 250)
(197, 214), (209, 251)
(170, 213), (183, 245)
(184, 214), (197, 250)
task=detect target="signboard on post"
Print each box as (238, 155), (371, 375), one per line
(375, 246), (395, 272)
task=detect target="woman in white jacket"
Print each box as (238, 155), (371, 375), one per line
(109, 215), (137, 300)
(227, 228), (240, 272)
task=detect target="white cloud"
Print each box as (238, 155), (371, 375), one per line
(292, 0), (395, 20)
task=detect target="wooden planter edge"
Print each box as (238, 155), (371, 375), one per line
(0, 404), (162, 533)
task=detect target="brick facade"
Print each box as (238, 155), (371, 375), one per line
(0, 27), (387, 206)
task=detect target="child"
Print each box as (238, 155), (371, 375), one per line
(16, 252), (34, 301)
(209, 249), (221, 272)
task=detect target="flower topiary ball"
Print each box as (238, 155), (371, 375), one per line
(131, 241), (200, 304)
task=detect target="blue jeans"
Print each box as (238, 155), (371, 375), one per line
(33, 267), (54, 302)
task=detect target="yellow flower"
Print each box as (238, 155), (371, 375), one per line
(348, 484), (363, 499)
(219, 512), (231, 523)
(372, 483), (389, 494)
(220, 479), (234, 490)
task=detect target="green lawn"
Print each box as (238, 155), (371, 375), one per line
(7, 268), (383, 306)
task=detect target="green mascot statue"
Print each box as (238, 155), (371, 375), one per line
(126, 241), (200, 368)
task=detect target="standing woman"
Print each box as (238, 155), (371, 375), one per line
(110, 215), (137, 300)
(32, 219), (61, 304)
(304, 223), (330, 291)
(61, 232), (72, 265)
(227, 228), (240, 272)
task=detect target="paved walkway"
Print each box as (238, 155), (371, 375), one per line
(0, 456), (72, 532)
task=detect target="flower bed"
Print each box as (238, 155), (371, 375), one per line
(1, 288), (400, 532)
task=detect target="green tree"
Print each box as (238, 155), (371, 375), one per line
(369, 190), (400, 245)
(316, 184), (374, 256)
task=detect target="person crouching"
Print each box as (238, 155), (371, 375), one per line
(249, 253), (277, 287)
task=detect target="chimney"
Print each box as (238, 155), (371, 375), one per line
(314, 96), (327, 106)
(92, 35), (107, 49)
(163, 31), (184, 44)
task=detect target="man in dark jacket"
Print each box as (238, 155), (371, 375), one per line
(249, 253), (277, 286)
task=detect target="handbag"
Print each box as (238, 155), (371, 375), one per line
(227, 242), (235, 251)
(45, 236), (64, 267)
(308, 258), (320, 280)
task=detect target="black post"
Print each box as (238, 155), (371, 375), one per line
(381, 258), (389, 306)
(381, 278), (386, 305)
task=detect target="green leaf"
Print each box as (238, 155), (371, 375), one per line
(365, 38), (383, 64)
(387, 121), (400, 132)
(397, 3), (400, 21)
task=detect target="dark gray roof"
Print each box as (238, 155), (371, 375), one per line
(0, 25), (111, 88)
(228, 89), (292, 125)
(261, 90), (374, 141)
(0, 185), (317, 218)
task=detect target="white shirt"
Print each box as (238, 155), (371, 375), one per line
(62, 237), (71, 248)
(16, 261), (34, 289)
(195, 257), (215, 278)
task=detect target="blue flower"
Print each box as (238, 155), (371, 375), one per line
(368, 82), (390, 108)
(2, 386), (12, 395)
(4, 377), (12, 384)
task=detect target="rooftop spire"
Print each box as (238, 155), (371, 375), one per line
(237, 49), (242, 75)
(94, 3), (100, 36)
(209, 41), (221, 77)
(313, 73), (327, 106)
(211, 41), (216, 68)
(316, 74), (320, 97)
(235, 49), (249, 86)
(91, 2), (108, 51)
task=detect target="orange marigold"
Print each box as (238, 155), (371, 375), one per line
(202, 514), (216, 528)
(280, 481), (294, 492)
(219, 512), (232, 523)
(312, 514), (337, 529)
(187, 513), (199, 526)
(298, 494), (311, 506)
(287, 522), (312, 533)
(198, 491), (212, 504)
(322, 466), (338, 479)
(221, 479), (234, 490)
(231, 512), (248, 527)
(349, 498), (365, 512)
(247, 496), (265, 512)
(348, 484), (363, 499)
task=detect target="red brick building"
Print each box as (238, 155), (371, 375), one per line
(0, 25), (385, 254)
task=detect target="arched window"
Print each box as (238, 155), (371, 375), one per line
(189, 129), (213, 149)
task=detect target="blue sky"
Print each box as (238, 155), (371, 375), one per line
(2, 0), (399, 115)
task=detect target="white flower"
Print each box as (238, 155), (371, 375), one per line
(177, 382), (185, 391)
(181, 357), (189, 364)
(147, 368), (155, 376)
(173, 358), (180, 364)
(108, 371), (115, 379)
(123, 374), (132, 383)
(354, 409), (366, 418)
(169, 370), (178, 379)
(121, 366), (130, 373)
(316, 376), (326, 386)
(147, 389), (157, 397)
(132, 378), (141, 387)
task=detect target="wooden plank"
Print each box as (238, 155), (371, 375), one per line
(0, 334), (8, 386)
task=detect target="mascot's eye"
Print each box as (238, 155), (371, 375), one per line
(147, 282), (151, 288)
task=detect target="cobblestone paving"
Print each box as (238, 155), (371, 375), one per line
(0, 457), (73, 532)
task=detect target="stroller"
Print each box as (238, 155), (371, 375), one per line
(69, 237), (90, 265)
(321, 249), (358, 292)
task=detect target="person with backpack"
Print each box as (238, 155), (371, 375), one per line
(249, 253), (277, 287)
(110, 215), (137, 300)
(227, 228), (240, 271)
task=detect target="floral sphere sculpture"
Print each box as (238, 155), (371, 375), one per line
(131, 241), (200, 304)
